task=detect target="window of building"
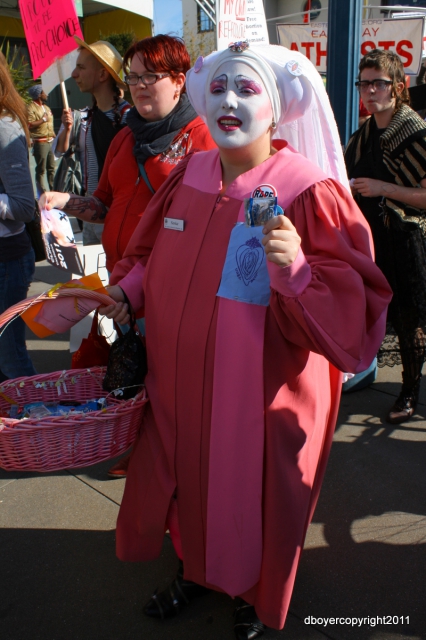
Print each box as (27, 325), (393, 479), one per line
(197, 1), (214, 32)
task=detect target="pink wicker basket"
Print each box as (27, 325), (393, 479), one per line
(0, 367), (147, 472)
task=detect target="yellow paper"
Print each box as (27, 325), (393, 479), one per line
(21, 273), (109, 338)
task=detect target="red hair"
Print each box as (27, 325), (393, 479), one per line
(123, 35), (190, 92)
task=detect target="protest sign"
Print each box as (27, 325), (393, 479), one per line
(217, 0), (269, 50)
(40, 209), (84, 275)
(19, 0), (83, 79)
(277, 17), (424, 75)
(41, 49), (78, 94)
(245, 0), (269, 46)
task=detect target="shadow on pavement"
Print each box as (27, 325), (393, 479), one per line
(288, 385), (426, 639)
(1, 375), (425, 638)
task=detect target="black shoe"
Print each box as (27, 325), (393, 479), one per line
(387, 380), (420, 424)
(234, 599), (266, 640)
(143, 561), (210, 619)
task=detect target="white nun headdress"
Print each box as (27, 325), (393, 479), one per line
(186, 42), (349, 190)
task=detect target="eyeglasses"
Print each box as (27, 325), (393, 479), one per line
(355, 79), (393, 92)
(124, 72), (170, 86)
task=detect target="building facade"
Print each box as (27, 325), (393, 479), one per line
(182, 0), (424, 51)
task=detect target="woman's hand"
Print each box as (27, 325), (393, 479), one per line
(351, 178), (389, 198)
(39, 191), (71, 211)
(98, 285), (131, 325)
(262, 215), (301, 267)
(61, 108), (73, 130)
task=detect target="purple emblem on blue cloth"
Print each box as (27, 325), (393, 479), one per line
(217, 224), (271, 306)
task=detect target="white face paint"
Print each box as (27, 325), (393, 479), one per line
(206, 60), (273, 150)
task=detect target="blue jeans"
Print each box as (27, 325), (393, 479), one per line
(0, 250), (37, 382)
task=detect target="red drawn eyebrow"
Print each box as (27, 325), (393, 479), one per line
(235, 75), (263, 93)
(210, 74), (227, 90)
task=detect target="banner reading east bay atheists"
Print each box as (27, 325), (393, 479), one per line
(217, 0), (269, 51)
(277, 17), (424, 75)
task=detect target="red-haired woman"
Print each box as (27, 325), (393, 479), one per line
(0, 51), (37, 381)
(41, 35), (216, 274)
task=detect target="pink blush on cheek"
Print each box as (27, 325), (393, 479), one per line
(256, 101), (273, 121)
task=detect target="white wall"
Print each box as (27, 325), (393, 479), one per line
(182, 0), (199, 36)
(182, 0), (216, 61)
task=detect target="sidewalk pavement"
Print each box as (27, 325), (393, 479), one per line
(0, 256), (425, 640)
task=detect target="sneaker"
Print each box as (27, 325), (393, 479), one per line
(107, 452), (131, 478)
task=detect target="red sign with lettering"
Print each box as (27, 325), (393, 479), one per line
(19, 0), (83, 79)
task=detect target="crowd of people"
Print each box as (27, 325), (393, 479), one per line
(1, 30), (426, 637)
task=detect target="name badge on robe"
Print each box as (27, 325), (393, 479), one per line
(217, 224), (271, 306)
(164, 217), (184, 231)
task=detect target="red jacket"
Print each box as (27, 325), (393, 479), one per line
(94, 116), (216, 272)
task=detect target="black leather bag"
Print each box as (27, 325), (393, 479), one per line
(102, 321), (147, 399)
(26, 200), (46, 262)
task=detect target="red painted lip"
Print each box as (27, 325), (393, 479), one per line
(217, 116), (242, 131)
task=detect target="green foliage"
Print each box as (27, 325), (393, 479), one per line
(0, 40), (34, 103)
(99, 32), (136, 57)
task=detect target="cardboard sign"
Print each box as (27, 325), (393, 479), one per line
(19, 0), (83, 79)
(217, 0), (269, 51)
(40, 208), (84, 275)
(277, 18), (424, 75)
(244, 0), (269, 47)
(40, 48), (78, 93)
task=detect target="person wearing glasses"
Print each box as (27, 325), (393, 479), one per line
(41, 34), (215, 268)
(345, 49), (426, 424)
(39, 34), (215, 477)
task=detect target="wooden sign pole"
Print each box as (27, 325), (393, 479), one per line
(57, 59), (69, 110)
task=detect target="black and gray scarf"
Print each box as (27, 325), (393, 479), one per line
(126, 93), (197, 165)
(345, 104), (426, 183)
(345, 104), (426, 227)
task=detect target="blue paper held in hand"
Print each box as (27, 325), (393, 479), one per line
(217, 224), (271, 306)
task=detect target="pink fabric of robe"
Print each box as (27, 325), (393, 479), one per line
(110, 144), (392, 630)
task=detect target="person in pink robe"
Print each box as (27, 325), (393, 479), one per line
(99, 43), (392, 638)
